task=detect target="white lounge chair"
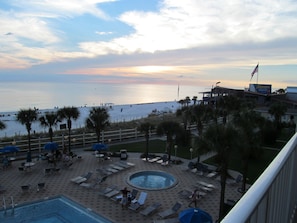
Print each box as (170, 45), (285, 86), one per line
(153, 218), (179, 223)
(71, 172), (92, 184)
(129, 191), (148, 211)
(158, 202), (182, 219)
(140, 202), (162, 216)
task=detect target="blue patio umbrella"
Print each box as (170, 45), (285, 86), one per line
(179, 208), (213, 223)
(44, 142), (59, 151)
(92, 143), (108, 151)
(0, 145), (20, 153)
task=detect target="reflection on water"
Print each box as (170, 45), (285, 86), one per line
(129, 171), (177, 190)
(0, 82), (204, 112)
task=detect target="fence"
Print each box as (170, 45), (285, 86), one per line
(0, 128), (156, 155)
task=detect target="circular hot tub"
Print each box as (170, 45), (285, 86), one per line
(127, 170), (178, 190)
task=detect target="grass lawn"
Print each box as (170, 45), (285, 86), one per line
(109, 139), (196, 160)
(109, 139), (281, 184)
(203, 148), (280, 183)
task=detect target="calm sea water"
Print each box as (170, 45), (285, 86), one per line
(0, 82), (206, 112)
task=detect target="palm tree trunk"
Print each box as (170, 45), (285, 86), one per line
(96, 130), (101, 143)
(219, 163), (228, 221)
(28, 131), (31, 152)
(68, 128), (71, 153)
(145, 133), (149, 161)
(49, 127), (53, 142)
(167, 136), (173, 162)
(241, 159), (249, 193)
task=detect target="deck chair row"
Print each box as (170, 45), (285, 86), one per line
(97, 161), (135, 176)
(104, 187), (150, 212)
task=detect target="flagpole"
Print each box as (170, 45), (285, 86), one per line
(257, 62), (259, 84)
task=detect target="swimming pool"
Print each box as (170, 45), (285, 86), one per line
(0, 196), (113, 223)
(127, 170), (178, 190)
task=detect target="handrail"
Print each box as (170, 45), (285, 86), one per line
(221, 132), (297, 223)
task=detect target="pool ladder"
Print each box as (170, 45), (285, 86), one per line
(2, 196), (14, 215)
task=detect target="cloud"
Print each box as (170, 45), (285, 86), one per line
(10, 0), (114, 19)
(96, 31), (114, 35)
(79, 0), (297, 56)
(1, 0), (297, 74)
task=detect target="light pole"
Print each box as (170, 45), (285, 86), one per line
(190, 147), (193, 160)
(197, 148), (200, 163)
(174, 145), (178, 159)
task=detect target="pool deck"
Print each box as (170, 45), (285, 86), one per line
(0, 150), (246, 223)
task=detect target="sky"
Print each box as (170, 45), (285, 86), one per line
(1, 0), (297, 90)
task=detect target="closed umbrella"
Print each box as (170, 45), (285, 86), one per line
(92, 143), (108, 151)
(179, 208), (213, 223)
(44, 142), (59, 151)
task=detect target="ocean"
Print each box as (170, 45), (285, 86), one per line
(0, 82), (206, 137)
(0, 82), (206, 112)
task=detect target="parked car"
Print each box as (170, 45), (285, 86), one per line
(120, 149), (128, 160)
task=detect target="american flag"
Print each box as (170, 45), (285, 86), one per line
(251, 63), (259, 80)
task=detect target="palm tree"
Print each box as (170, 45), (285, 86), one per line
(192, 96), (198, 105)
(268, 102), (287, 131)
(39, 111), (60, 142)
(156, 121), (183, 162)
(176, 106), (192, 145)
(138, 122), (155, 161)
(216, 95), (242, 124)
(58, 107), (80, 153)
(191, 103), (214, 136)
(201, 122), (239, 221)
(85, 107), (110, 143)
(16, 108), (38, 157)
(233, 109), (264, 193)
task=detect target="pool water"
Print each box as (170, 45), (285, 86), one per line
(0, 196), (113, 223)
(128, 170), (177, 190)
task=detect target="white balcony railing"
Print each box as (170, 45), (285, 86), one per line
(222, 132), (297, 223)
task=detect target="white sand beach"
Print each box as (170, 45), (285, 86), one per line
(0, 101), (181, 138)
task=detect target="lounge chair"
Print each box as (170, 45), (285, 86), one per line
(97, 168), (113, 176)
(80, 175), (108, 189)
(128, 191), (148, 211)
(153, 217), (179, 223)
(37, 183), (45, 191)
(0, 185), (6, 194)
(158, 202), (182, 219)
(18, 166), (26, 172)
(21, 185), (30, 193)
(105, 167), (118, 173)
(114, 162), (129, 168)
(148, 157), (161, 163)
(105, 189), (120, 198)
(197, 181), (216, 188)
(130, 189), (139, 201)
(178, 189), (192, 199)
(98, 186), (117, 196)
(109, 164), (124, 171)
(140, 202), (162, 216)
(227, 174), (243, 185)
(196, 185), (213, 192)
(71, 172), (92, 184)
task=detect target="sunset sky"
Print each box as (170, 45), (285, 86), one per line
(1, 0), (297, 90)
